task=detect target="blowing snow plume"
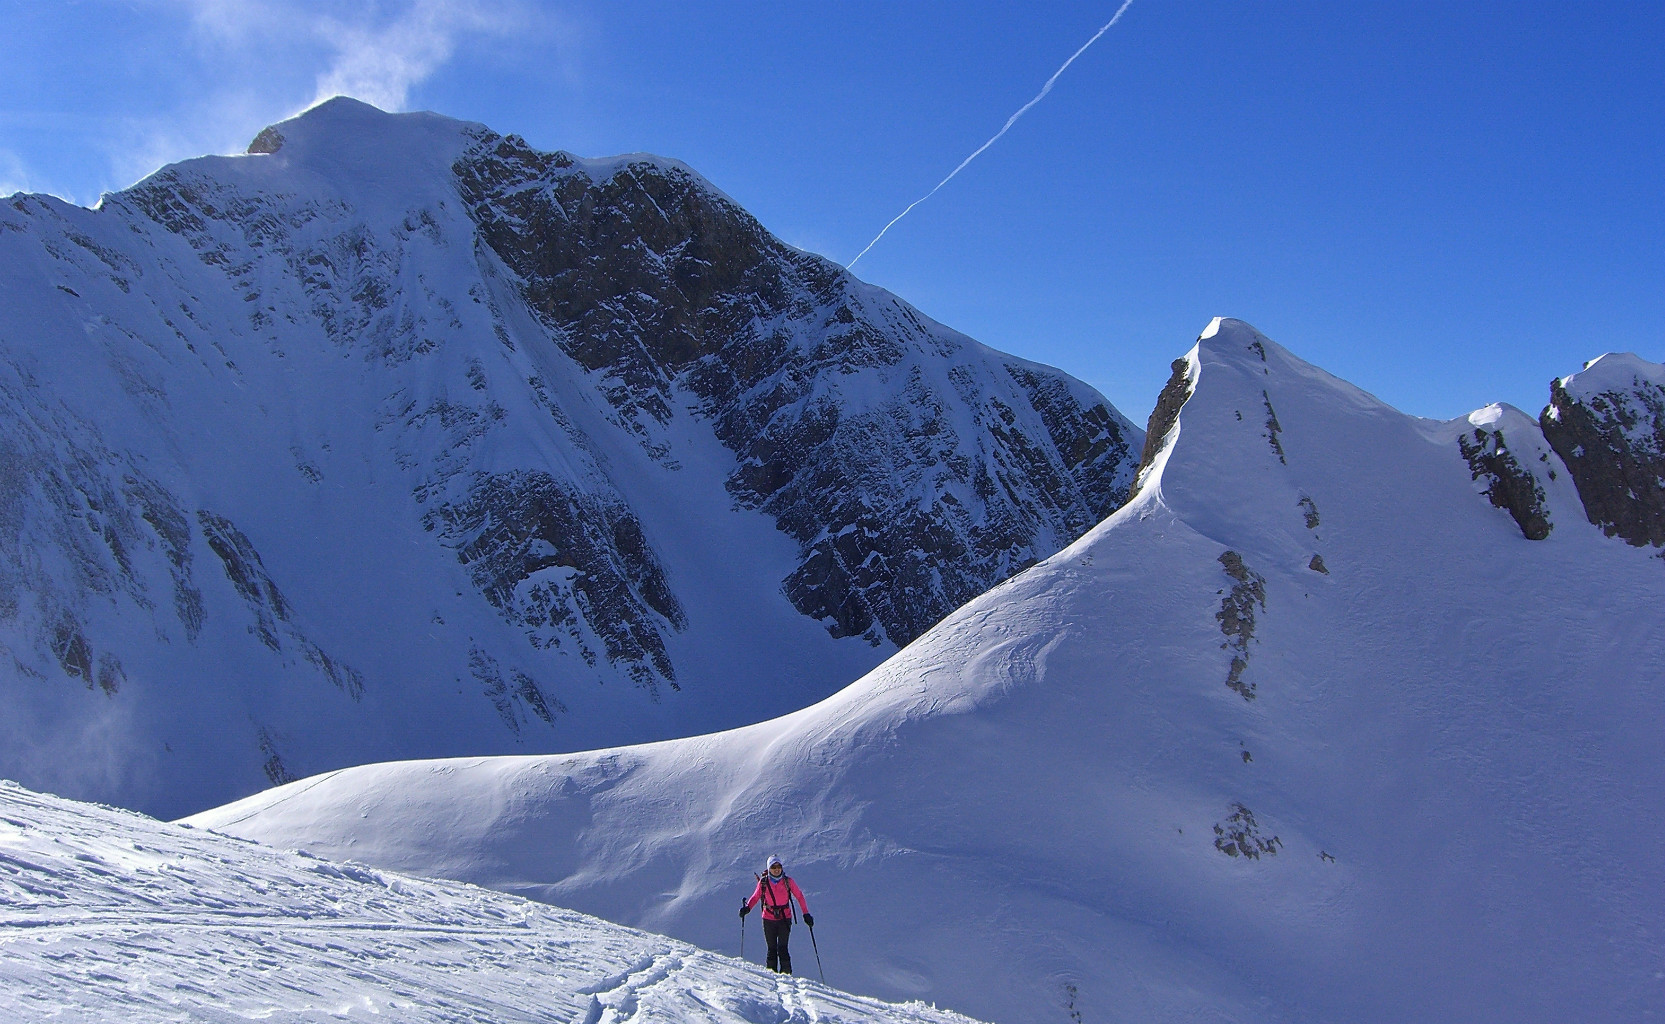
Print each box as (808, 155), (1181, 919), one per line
(846, 0), (1137, 270)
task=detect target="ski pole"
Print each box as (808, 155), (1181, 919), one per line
(740, 901), (747, 960)
(807, 920), (824, 983)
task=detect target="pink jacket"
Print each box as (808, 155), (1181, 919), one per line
(746, 874), (808, 921)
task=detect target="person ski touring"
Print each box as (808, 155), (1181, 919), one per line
(739, 855), (812, 974)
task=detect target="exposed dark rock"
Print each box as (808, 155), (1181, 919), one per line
(1004, 365), (1135, 516)
(94, 652), (124, 696)
(298, 642), (365, 703)
(257, 727), (296, 786)
(125, 477), (204, 640)
(1297, 495), (1320, 531)
(1456, 428), (1552, 541)
(1541, 375), (1665, 546)
(1129, 358), (1193, 501)
(198, 510), (291, 650)
(1308, 554), (1329, 575)
(424, 472), (685, 695)
(197, 510), (363, 699)
(1217, 551), (1266, 701)
(0, 392), (179, 689)
(468, 645), (566, 733)
(49, 613), (94, 685)
(455, 135), (808, 433)
(514, 668), (564, 725)
(1213, 802), (1282, 859)
(0, 106), (1148, 808)
(1262, 391), (1287, 465)
(247, 128), (286, 155)
(452, 135), (1139, 648)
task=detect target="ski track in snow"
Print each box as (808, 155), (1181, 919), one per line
(0, 781), (981, 1024)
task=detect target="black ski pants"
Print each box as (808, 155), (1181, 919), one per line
(763, 916), (793, 974)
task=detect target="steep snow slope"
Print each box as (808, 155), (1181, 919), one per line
(0, 781), (983, 1024)
(193, 321), (1665, 1024)
(0, 98), (1139, 817)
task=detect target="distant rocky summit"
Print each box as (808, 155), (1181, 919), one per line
(1541, 353), (1665, 547)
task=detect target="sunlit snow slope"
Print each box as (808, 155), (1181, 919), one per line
(192, 320), (1665, 1024)
(0, 780), (982, 1024)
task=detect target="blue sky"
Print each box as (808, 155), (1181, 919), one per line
(4, 1), (1661, 423)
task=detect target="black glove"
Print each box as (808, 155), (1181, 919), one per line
(803, 913), (814, 927)
(739, 903), (750, 918)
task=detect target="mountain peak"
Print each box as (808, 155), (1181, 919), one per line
(0, 97), (1141, 817)
(1558, 350), (1665, 401)
(230, 96), (486, 199)
(1129, 316), (1392, 522)
(1195, 314), (1271, 349)
(236, 97), (735, 227)
(1193, 316), (1326, 383)
(246, 96), (381, 153)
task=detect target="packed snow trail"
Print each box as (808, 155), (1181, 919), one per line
(0, 780), (981, 1024)
(846, 0), (1136, 269)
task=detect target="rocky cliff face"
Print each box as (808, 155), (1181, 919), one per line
(451, 133), (1136, 646)
(0, 99), (1140, 815)
(1540, 353), (1665, 547)
(1456, 423), (1553, 541)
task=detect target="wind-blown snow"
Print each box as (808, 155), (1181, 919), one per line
(0, 780), (981, 1024)
(193, 320), (1665, 1024)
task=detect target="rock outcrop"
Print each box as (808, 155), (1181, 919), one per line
(1457, 426), (1553, 541)
(1541, 354), (1665, 547)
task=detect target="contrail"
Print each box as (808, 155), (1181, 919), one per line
(845, 0), (1137, 270)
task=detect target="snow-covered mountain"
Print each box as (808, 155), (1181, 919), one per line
(0, 98), (1140, 818)
(191, 320), (1665, 1024)
(0, 780), (984, 1024)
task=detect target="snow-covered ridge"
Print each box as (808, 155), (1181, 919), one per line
(0, 780), (982, 1024)
(192, 319), (1665, 1024)
(1542, 347), (1665, 545)
(1558, 350), (1665, 403)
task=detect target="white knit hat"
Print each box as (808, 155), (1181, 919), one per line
(764, 855), (783, 871)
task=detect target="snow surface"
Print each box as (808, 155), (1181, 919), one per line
(0, 779), (982, 1024)
(1560, 351), (1665, 404)
(192, 321), (1665, 1024)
